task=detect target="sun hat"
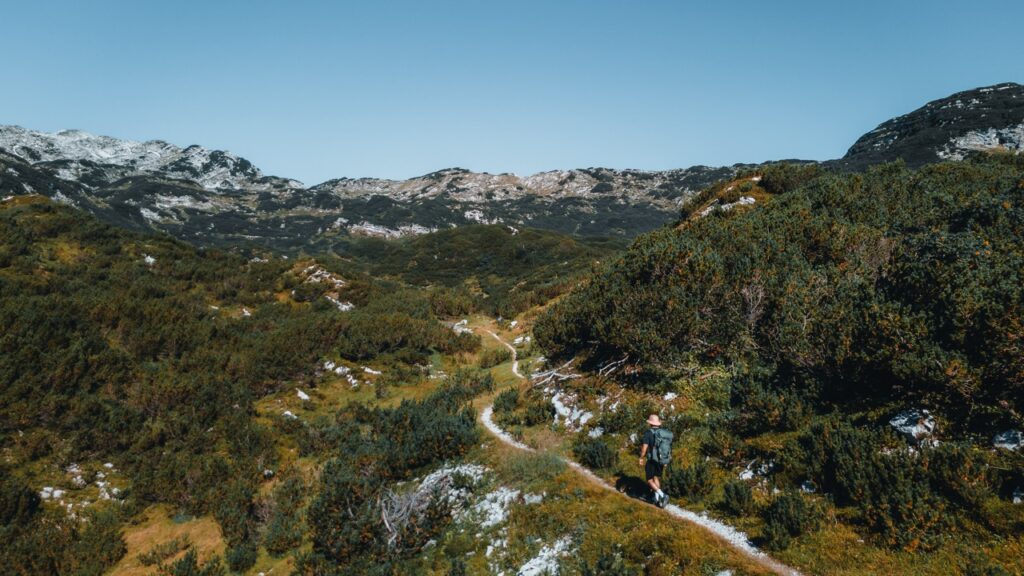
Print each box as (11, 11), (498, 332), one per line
(646, 414), (662, 426)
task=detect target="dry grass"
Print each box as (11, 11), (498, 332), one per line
(107, 504), (225, 576)
(470, 443), (774, 575)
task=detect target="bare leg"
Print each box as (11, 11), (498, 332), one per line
(647, 477), (660, 497)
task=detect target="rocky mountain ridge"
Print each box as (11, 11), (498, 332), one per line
(1, 82), (1021, 247)
(0, 125), (746, 242)
(841, 82), (1024, 168)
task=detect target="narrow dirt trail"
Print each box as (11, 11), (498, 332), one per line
(486, 329), (522, 378)
(476, 328), (804, 576)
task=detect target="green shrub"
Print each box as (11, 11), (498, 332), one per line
(493, 388), (520, 414)
(758, 162), (821, 194)
(856, 459), (946, 551)
(761, 491), (821, 550)
(225, 542), (257, 572)
(67, 508), (129, 576)
(159, 549), (225, 576)
(573, 437), (617, 470)
(138, 537), (190, 566)
(478, 347), (512, 368)
(0, 476), (40, 527)
(926, 443), (993, 509)
(448, 558), (467, 576)
(664, 461), (714, 502)
(720, 480), (755, 516)
(579, 548), (640, 576)
(521, 396), (556, 426)
(263, 476), (306, 556)
(782, 420), (948, 550)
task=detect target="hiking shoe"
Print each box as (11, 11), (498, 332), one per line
(657, 493), (668, 508)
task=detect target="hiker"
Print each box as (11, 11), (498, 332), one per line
(639, 414), (673, 508)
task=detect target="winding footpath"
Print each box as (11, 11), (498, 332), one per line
(477, 328), (803, 576)
(486, 330), (523, 378)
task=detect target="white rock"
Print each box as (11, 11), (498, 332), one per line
(143, 254), (156, 266)
(993, 429), (1023, 451)
(663, 392), (678, 401)
(739, 460), (773, 481)
(699, 196), (756, 217)
(325, 295), (354, 311)
(523, 492), (545, 505)
(334, 365), (350, 375)
(362, 366), (382, 375)
(509, 320), (518, 328)
(587, 427), (604, 438)
(40, 487), (54, 499)
(1013, 486), (1023, 505)
(282, 410), (297, 420)
(323, 360), (336, 371)
(889, 409), (936, 442)
(452, 319), (473, 335)
(516, 536), (572, 576)
(296, 389), (310, 401)
(241, 307), (252, 317)
(466, 487), (520, 528)
(418, 463), (488, 510)
(103, 462), (114, 469)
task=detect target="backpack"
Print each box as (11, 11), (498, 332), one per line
(651, 428), (674, 465)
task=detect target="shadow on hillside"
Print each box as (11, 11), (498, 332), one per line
(614, 473), (653, 503)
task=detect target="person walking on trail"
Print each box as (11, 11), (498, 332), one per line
(639, 414), (673, 508)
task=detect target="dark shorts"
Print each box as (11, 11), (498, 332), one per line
(645, 459), (665, 481)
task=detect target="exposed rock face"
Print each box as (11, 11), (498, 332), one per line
(841, 83), (1024, 169)
(889, 408), (936, 443)
(993, 429), (1023, 451)
(0, 125), (300, 192)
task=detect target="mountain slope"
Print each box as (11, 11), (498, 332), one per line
(1, 82), (1021, 250)
(0, 125), (745, 242)
(841, 82), (1024, 168)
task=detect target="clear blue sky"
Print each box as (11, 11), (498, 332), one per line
(3, 1), (1022, 184)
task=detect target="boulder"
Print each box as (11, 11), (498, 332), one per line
(993, 429), (1023, 451)
(889, 408), (936, 443)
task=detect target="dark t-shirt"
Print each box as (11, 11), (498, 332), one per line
(642, 427), (658, 459)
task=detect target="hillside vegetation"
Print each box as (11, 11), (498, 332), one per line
(5, 198), (741, 576)
(531, 156), (1024, 571)
(330, 225), (621, 317)
(538, 156), (1023, 426)
(0, 197), (482, 573)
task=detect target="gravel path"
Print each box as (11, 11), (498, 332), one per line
(477, 327), (803, 576)
(486, 329), (522, 378)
